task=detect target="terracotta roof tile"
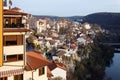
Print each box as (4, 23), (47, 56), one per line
(25, 51), (51, 71)
(70, 44), (76, 49)
(4, 9), (27, 15)
(11, 7), (21, 10)
(48, 61), (67, 71)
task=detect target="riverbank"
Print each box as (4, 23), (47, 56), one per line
(104, 53), (120, 80)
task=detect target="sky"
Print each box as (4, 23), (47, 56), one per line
(12, 0), (120, 16)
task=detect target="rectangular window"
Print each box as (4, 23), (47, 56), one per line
(14, 74), (23, 80)
(4, 54), (23, 62)
(0, 77), (7, 80)
(3, 35), (23, 46)
(18, 54), (23, 60)
(7, 55), (17, 62)
(39, 67), (45, 76)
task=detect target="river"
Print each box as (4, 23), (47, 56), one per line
(104, 53), (120, 80)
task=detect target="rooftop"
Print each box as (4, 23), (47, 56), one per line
(4, 9), (27, 15)
(48, 61), (67, 71)
(25, 51), (51, 71)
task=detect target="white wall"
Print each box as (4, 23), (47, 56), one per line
(24, 66), (48, 80)
(4, 45), (24, 55)
(8, 76), (13, 80)
(52, 68), (66, 80)
(3, 61), (24, 66)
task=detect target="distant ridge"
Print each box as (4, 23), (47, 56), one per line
(33, 12), (120, 33)
(33, 15), (83, 21)
(33, 15), (60, 20)
(83, 12), (120, 32)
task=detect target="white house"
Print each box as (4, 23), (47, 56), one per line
(48, 61), (67, 80)
(25, 51), (51, 80)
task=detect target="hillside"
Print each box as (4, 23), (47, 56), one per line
(33, 13), (120, 33)
(33, 15), (83, 21)
(83, 12), (120, 32)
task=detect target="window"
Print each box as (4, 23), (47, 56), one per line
(4, 17), (23, 28)
(4, 54), (23, 62)
(18, 54), (23, 60)
(0, 77), (7, 80)
(14, 74), (23, 80)
(3, 35), (23, 46)
(7, 55), (17, 62)
(39, 67), (45, 76)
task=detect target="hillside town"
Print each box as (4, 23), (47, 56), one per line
(0, 0), (112, 80)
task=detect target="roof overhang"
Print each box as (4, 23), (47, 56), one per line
(3, 28), (31, 32)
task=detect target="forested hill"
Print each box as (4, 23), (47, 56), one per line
(33, 15), (83, 21)
(83, 12), (120, 32)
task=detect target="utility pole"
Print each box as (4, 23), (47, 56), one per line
(0, 0), (3, 66)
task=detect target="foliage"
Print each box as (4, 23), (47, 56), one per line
(73, 43), (114, 80)
(43, 46), (49, 53)
(53, 76), (63, 80)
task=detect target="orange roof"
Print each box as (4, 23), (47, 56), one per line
(48, 61), (67, 71)
(25, 51), (51, 71)
(4, 9), (27, 15)
(11, 7), (21, 10)
(70, 44), (76, 49)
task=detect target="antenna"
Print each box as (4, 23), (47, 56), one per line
(9, 0), (12, 9)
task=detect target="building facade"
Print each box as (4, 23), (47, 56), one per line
(0, 0), (3, 67)
(0, 1), (51, 80)
(0, 7), (30, 80)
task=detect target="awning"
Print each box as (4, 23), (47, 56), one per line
(0, 69), (23, 78)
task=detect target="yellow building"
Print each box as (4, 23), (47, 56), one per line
(1, 1), (51, 80)
(0, 0), (3, 67)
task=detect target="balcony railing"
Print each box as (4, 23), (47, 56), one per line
(4, 23), (25, 28)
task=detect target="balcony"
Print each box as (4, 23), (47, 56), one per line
(4, 45), (24, 55)
(4, 23), (25, 28)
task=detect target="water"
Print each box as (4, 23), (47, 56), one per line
(104, 53), (120, 80)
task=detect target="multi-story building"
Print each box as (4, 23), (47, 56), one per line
(0, 2), (30, 80)
(0, 1), (52, 80)
(0, 0), (3, 67)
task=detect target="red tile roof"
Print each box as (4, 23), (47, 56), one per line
(48, 61), (67, 71)
(4, 9), (28, 15)
(11, 7), (21, 10)
(25, 51), (51, 71)
(70, 44), (76, 49)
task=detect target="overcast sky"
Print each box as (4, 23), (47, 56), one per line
(12, 0), (120, 16)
